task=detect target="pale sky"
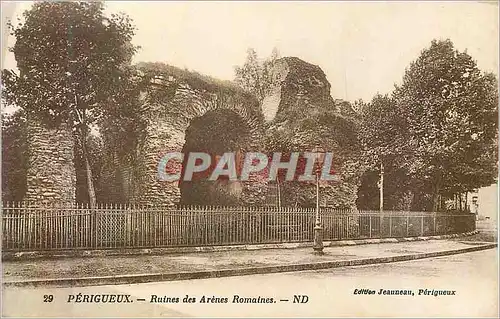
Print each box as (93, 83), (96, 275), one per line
(2, 1), (499, 102)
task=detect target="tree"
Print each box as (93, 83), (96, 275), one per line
(393, 39), (498, 211)
(75, 131), (106, 203)
(2, 2), (138, 206)
(234, 48), (280, 101)
(357, 94), (414, 210)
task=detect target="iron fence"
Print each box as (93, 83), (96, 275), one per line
(1, 202), (475, 251)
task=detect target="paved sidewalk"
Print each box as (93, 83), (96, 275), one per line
(3, 239), (496, 287)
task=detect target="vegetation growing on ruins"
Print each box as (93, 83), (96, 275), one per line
(138, 62), (250, 98)
(234, 48), (281, 102)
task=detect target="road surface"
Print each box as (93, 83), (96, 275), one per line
(2, 248), (498, 318)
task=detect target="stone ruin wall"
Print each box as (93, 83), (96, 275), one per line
(125, 66), (268, 206)
(22, 57), (360, 208)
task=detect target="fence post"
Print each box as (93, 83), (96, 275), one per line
(91, 202), (96, 248)
(380, 214), (383, 237)
(433, 214), (437, 235)
(389, 215), (392, 237)
(287, 206), (290, 242)
(420, 216), (424, 236)
(406, 216), (409, 237)
(369, 215), (372, 238)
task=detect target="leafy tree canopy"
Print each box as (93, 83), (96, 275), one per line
(234, 48), (280, 102)
(394, 39), (498, 194)
(2, 1), (138, 127)
(358, 39), (498, 211)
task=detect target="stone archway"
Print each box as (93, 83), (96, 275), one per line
(179, 109), (253, 206)
(132, 63), (267, 206)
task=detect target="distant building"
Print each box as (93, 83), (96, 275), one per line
(467, 183), (498, 220)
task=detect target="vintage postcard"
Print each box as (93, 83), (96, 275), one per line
(1, 1), (498, 318)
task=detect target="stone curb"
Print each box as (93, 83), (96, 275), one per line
(2, 230), (480, 261)
(3, 241), (496, 288)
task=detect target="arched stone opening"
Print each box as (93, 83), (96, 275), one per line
(132, 67), (268, 206)
(179, 109), (252, 206)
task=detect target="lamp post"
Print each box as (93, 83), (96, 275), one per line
(312, 146), (325, 255)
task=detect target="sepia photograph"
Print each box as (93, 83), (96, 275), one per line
(1, 1), (499, 318)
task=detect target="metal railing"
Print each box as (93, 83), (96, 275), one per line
(1, 202), (476, 251)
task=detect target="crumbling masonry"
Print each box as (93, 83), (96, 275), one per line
(24, 57), (358, 208)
